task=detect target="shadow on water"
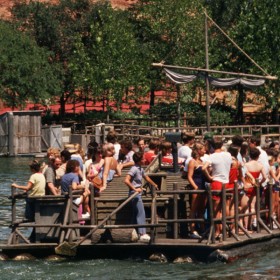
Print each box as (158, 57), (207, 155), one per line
(1, 158), (280, 279)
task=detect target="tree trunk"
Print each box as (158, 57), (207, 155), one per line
(59, 94), (66, 121)
(106, 94), (110, 123)
(271, 104), (279, 124)
(149, 83), (155, 111)
(176, 85), (181, 128)
(236, 85), (244, 124)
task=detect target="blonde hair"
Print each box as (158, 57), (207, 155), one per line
(47, 147), (60, 158)
(65, 143), (85, 160)
(191, 142), (204, 159)
(102, 143), (115, 157)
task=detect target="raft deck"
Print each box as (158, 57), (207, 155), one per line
(1, 157), (280, 262)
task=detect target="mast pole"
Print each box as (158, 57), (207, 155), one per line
(205, 12), (210, 131)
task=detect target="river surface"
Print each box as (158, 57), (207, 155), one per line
(0, 158), (280, 280)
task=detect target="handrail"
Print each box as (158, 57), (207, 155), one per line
(8, 179), (280, 246)
(68, 191), (139, 248)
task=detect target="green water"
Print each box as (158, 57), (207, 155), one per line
(0, 158), (280, 279)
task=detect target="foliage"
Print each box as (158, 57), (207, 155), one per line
(2, 0), (279, 125)
(69, 2), (149, 109)
(0, 20), (61, 108)
(149, 101), (233, 126)
(11, 0), (94, 116)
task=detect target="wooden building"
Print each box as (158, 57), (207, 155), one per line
(0, 111), (42, 156)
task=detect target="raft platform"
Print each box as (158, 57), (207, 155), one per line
(1, 156), (280, 262)
(2, 231), (280, 262)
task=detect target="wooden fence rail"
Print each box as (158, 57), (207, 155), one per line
(83, 123), (280, 145)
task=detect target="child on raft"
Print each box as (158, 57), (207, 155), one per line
(124, 152), (158, 242)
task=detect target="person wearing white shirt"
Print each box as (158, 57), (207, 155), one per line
(249, 136), (270, 187)
(203, 137), (232, 238)
(178, 132), (195, 160)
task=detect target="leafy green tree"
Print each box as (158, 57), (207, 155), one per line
(11, 0), (93, 118)
(0, 20), (60, 109)
(129, 0), (206, 124)
(69, 2), (150, 120)
(205, 0), (279, 124)
(231, 0), (280, 123)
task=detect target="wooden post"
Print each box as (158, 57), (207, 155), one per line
(150, 185), (157, 243)
(11, 186), (16, 225)
(173, 183), (178, 239)
(68, 187), (74, 242)
(8, 186), (17, 245)
(233, 182), (239, 235)
(256, 184), (272, 234)
(205, 14), (210, 131)
(59, 199), (70, 243)
(8, 112), (15, 156)
(268, 182), (273, 230)
(221, 184), (227, 241)
(206, 185), (215, 244)
(90, 184), (95, 225)
(255, 185), (261, 233)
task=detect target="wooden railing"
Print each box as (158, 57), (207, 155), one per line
(84, 123), (280, 144)
(8, 179), (280, 247)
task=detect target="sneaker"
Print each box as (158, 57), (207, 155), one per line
(81, 212), (90, 219)
(252, 218), (257, 227)
(139, 234), (150, 242)
(273, 222), (278, 229)
(74, 197), (82, 206)
(189, 231), (201, 239)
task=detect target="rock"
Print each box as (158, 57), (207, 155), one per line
(0, 253), (9, 261)
(173, 256), (193, 264)
(207, 249), (229, 263)
(45, 255), (67, 261)
(13, 253), (36, 261)
(149, 253), (168, 263)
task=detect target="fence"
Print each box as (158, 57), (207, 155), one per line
(83, 123), (280, 145)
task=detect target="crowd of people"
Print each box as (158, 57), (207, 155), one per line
(184, 133), (280, 240)
(11, 129), (280, 242)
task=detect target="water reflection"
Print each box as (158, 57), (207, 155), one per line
(0, 157), (31, 241)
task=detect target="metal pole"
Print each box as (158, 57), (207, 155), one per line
(205, 14), (210, 131)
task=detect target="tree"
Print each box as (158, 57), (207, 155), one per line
(0, 20), (60, 109)
(11, 0), (93, 118)
(69, 2), (150, 120)
(129, 0), (206, 123)
(231, 0), (280, 123)
(205, 0), (279, 124)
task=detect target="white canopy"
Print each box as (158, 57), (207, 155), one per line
(164, 68), (265, 89)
